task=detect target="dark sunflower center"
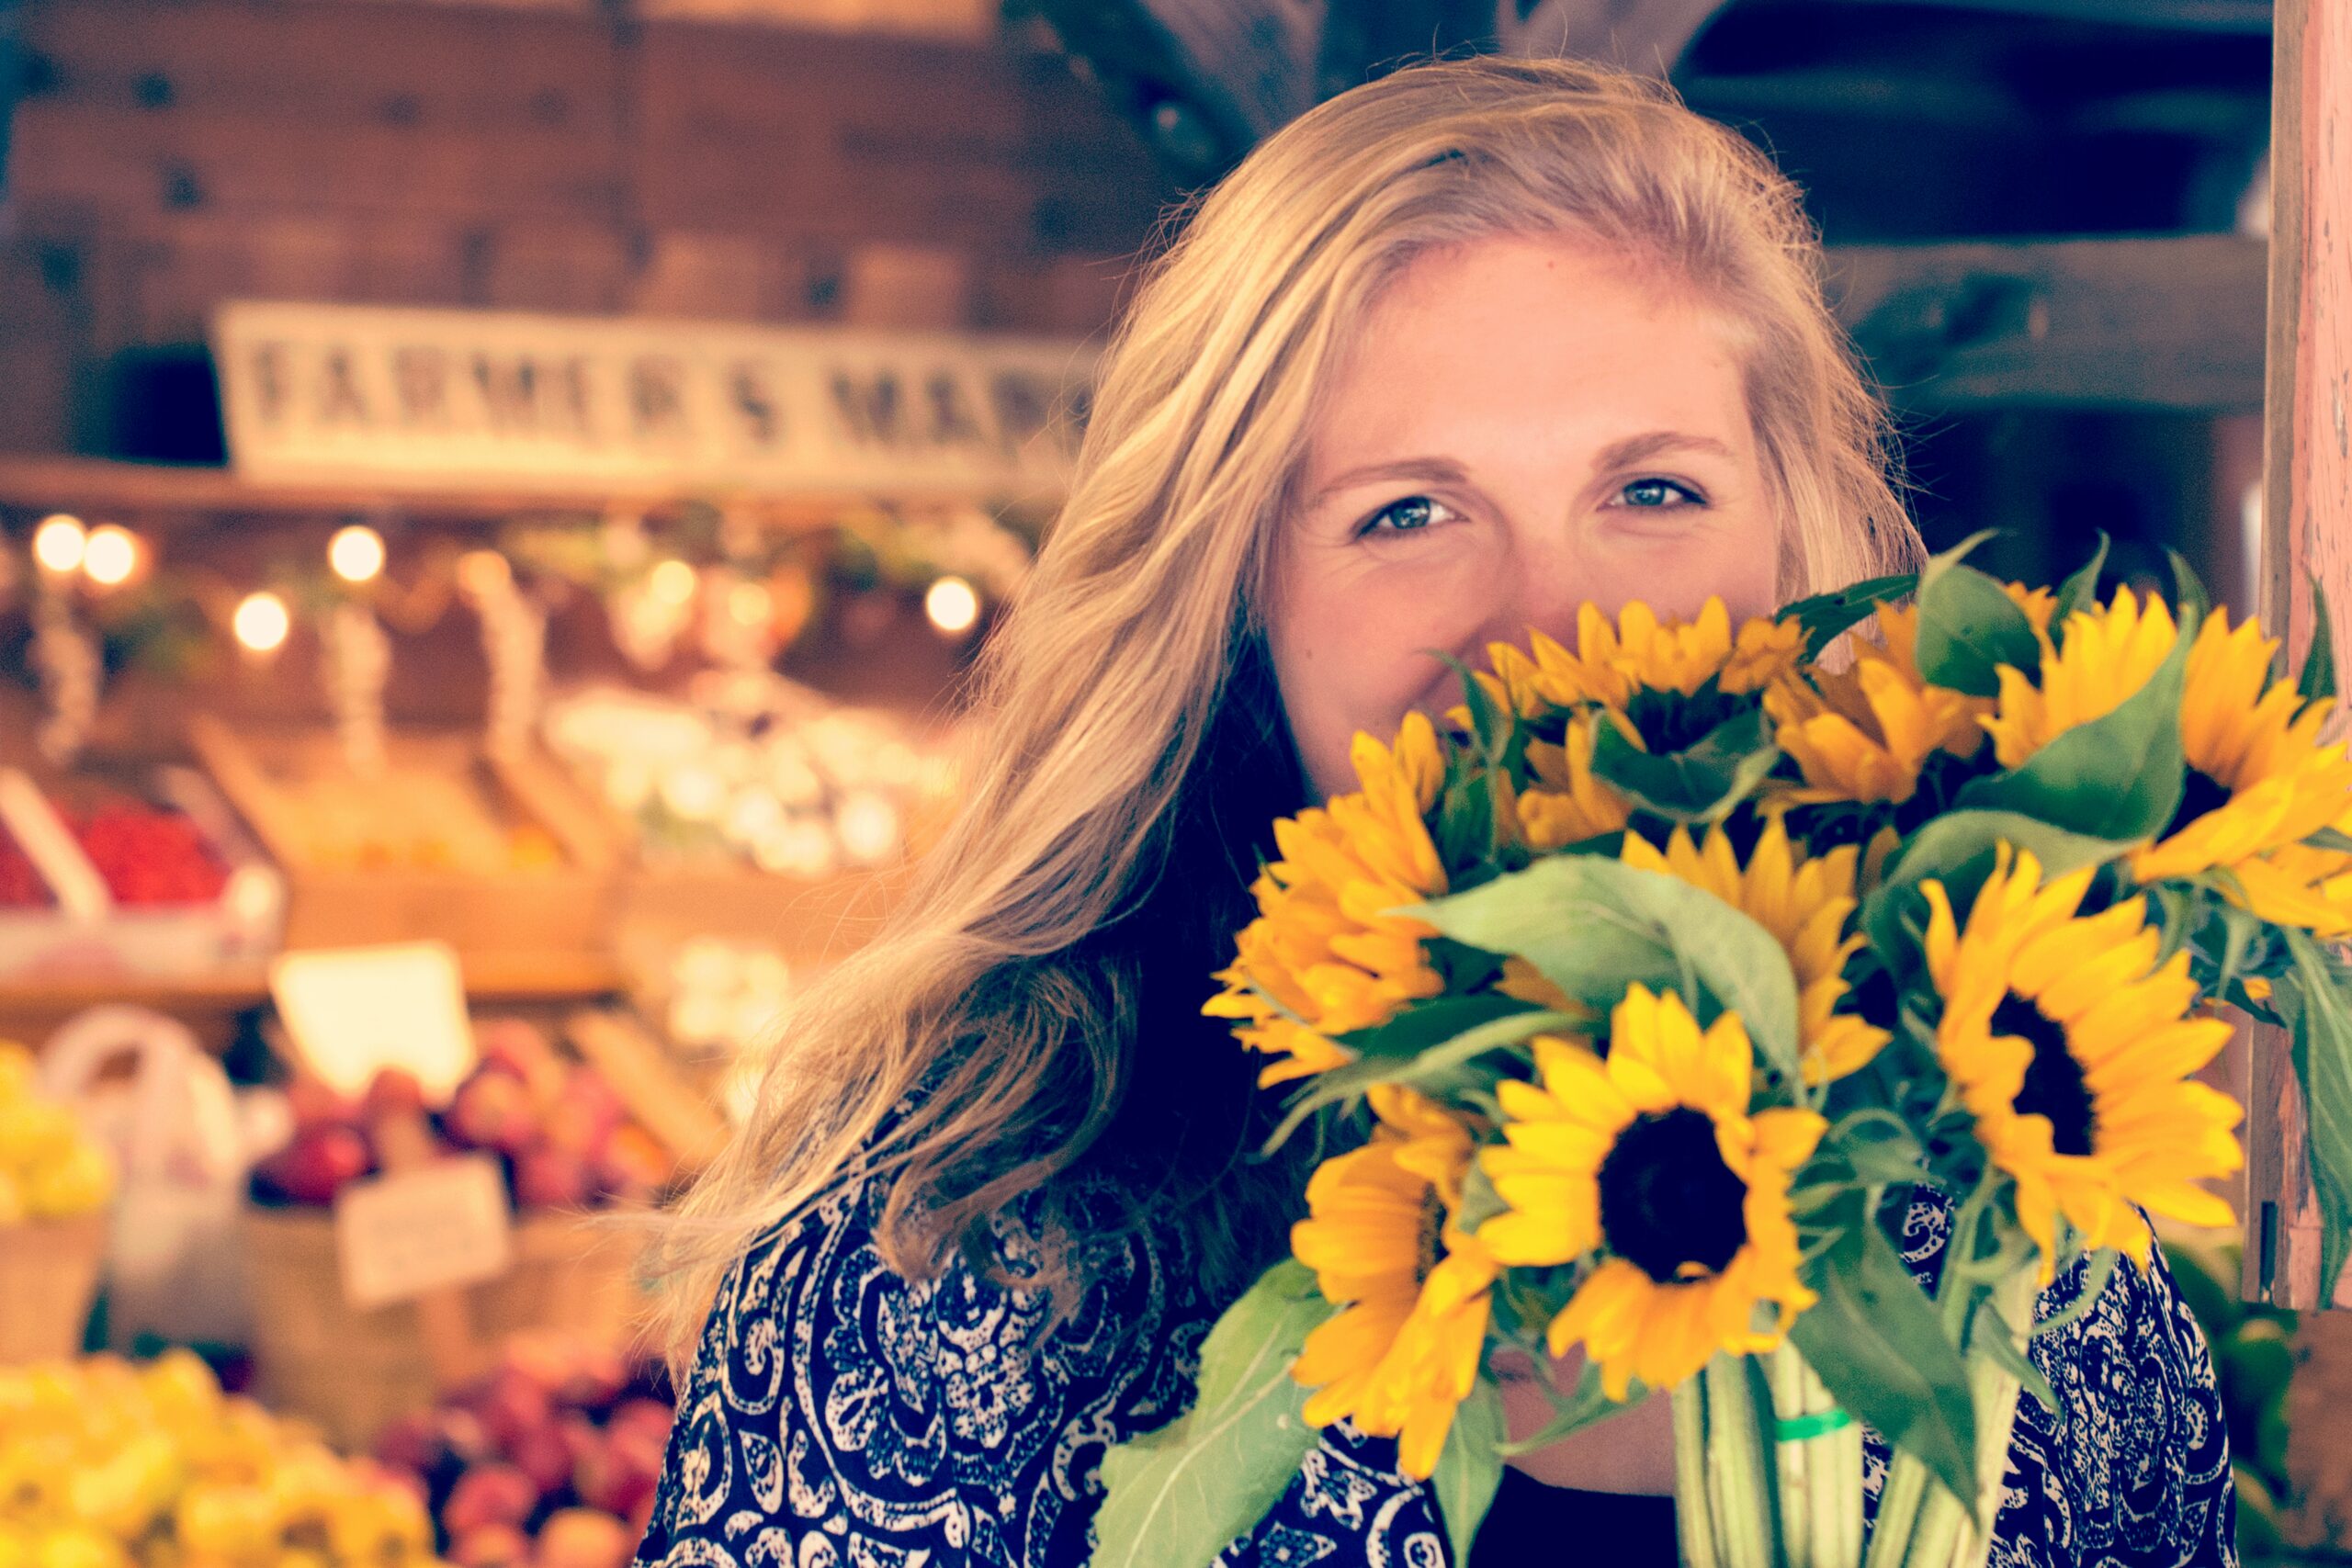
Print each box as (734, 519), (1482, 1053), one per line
(1596, 1107), (1750, 1283)
(2162, 766), (2235, 840)
(1415, 1192), (1445, 1285)
(1623, 682), (1744, 755)
(1991, 993), (2098, 1156)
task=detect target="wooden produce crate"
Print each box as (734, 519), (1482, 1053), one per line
(240, 1205), (646, 1450)
(0, 1212), (108, 1363)
(188, 717), (616, 964)
(0, 765), (284, 982)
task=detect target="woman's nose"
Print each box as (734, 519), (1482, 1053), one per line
(1483, 535), (1593, 657)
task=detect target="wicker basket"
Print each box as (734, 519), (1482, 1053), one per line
(0, 1212), (108, 1363)
(242, 1205), (646, 1450)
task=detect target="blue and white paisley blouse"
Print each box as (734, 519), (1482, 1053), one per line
(634, 1172), (2236, 1567)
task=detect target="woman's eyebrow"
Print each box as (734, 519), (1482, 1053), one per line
(1311, 455), (1470, 500)
(1593, 431), (1736, 469)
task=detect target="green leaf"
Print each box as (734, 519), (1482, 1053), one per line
(1437, 650), (1512, 765)
(1859, 810), (2133, 965)
(2300, 577), (2339, 705)
(2052, 533), (2109, 624)
(2166, 551), (2211, 633)
(1788, 1218), (1979, 1508)
(2281, 931), (2352, 1304)
(1778, 573), (1917, 657)
(1268, 1007), (1581, 1150)
(1974, 1302), (2058, 1415)
(1094, 1260), (1335, 1567)
(1955, 613), (2190, 840)
(1408, 857), (1804, 1084)
(1913, 532), (2042, 698)
(1822, 1110), (1928, 1190)
(1494, 1357), (1623, 1455)
(1351, 993), (1537, 1061)
(1589, 705), (1781, 824)
(1433, 1380), (1506, 1563)
(2307, 826), (2352, 854)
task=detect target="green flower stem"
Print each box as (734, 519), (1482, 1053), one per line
(1766, 1343), (1861, 1568)
(1863, 1274), (2033, 1568)
(1676, 1374), (1724, 1568)
(1706, 1355), (1777, 1568)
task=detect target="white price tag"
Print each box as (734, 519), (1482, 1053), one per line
(269, 941), (477, 1103)
(333, 1154), (514, 1310)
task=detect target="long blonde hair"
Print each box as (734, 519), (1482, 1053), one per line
(648, 54), (1923, 1365)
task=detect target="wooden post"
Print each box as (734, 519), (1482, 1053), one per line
(2246, 0), (2352, 1311)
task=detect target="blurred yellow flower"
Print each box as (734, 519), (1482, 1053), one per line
(1620, 818), (1888, 1084)
(1982, 587), (2179, 770)
(1289, 1087), (1498, 1479)
(1205, 714), (1449, 1084)
(1767, 605), (1987, 806)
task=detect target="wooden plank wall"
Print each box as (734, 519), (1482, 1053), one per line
(0, 0), (1171, 453)
(2247, 0), (2351, 1314)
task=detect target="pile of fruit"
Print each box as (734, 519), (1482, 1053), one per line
(0, 1043), (115, 1225)
(0, 1350), (443, 1568)
(371, 1335), (671, 1568)
(249, 1021), (673, 1213)
(63, 799), (231, 907)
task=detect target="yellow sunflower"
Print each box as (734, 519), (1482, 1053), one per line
(1500, 718), (1633, 853)
(1922, 847), (2243, 1280)
(1477, 987), (1824, 1399)
(1981, 586), (2179, 770)
(2124, 608), (2352, 931)
(1204, 714), (1450, 1084)
(1620, 817), (1889, 1084)
(1480, 599), (1805, 717)
(1290, 1086), (1498, 1479)
(1766, 604), (1989, 805)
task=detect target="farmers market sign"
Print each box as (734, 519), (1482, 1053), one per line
(213, 300), (1094, 501)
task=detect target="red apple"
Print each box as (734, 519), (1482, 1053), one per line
(476, 1020), (566, 1101)
(571, 1428), (661, 1523)
(435, 1407), (494, 1468)
(554, 1345), (629, 1416)
(604, 1400), (674, 1453)
(256, 1124), (373, 1205)
(441, 1464), (537, 1536)
(623, 1495), (655, 1553)
(537, 1509), (633, 1568)
(514, 1148), (594, 1212)
(447, 1069), (540, 1156)
(450, 1525), (534, 1568)
(544, 1072), (626, 1157)
(373, 1410), (447, 1475)
(507, 1420), (575, 1503)
(472, 1367), (558, 1458)
(591, 1126), (673, 1206)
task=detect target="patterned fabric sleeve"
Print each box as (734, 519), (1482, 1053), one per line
(632, 1173), (1209, 1568)
(1218, 1193), (2236, 1566)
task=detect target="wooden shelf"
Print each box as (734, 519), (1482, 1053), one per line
(0, 454), (1022, 526)
(0, 952), (625, 1030)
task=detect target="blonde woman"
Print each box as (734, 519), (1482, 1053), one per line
(635, 56), (2233, 1567)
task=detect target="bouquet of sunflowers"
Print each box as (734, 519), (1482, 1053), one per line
(1093, 536), (2352, 1568)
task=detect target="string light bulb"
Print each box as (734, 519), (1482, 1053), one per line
(81, 525), (139, 586)
(924, 575), (980, 637)
(232, 592), (291, 653)
(31, 514), (86, 574)
(729, 581), (773, 628)
(329, 524), (387, 583)
(649, 558), (697, 606)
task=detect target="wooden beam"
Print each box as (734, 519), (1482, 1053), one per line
(1823, 234), (2267, 412)
(2245, 0), (2352, 1311)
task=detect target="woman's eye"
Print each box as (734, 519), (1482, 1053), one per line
(1358, 496), (1456, 537)
(1616, 478), (1705, 510)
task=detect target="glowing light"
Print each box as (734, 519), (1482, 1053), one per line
(32, 514), (86, 574)
(329, 525), (387, 583)
(729, 581), (773, 627)
(924, 575), (980, 637)
(457, 548), (513, 599)
(649, 558), (698, 606)
(81, 525), (139, 586)
(232, 592), (291, 653)
(835, 790), (902, 864)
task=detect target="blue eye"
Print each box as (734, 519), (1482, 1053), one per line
(1358, 496), (1456, 537)
(1619, 478), (1704, 509)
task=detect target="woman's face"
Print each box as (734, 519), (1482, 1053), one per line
(1268, 233), (1781, 799)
